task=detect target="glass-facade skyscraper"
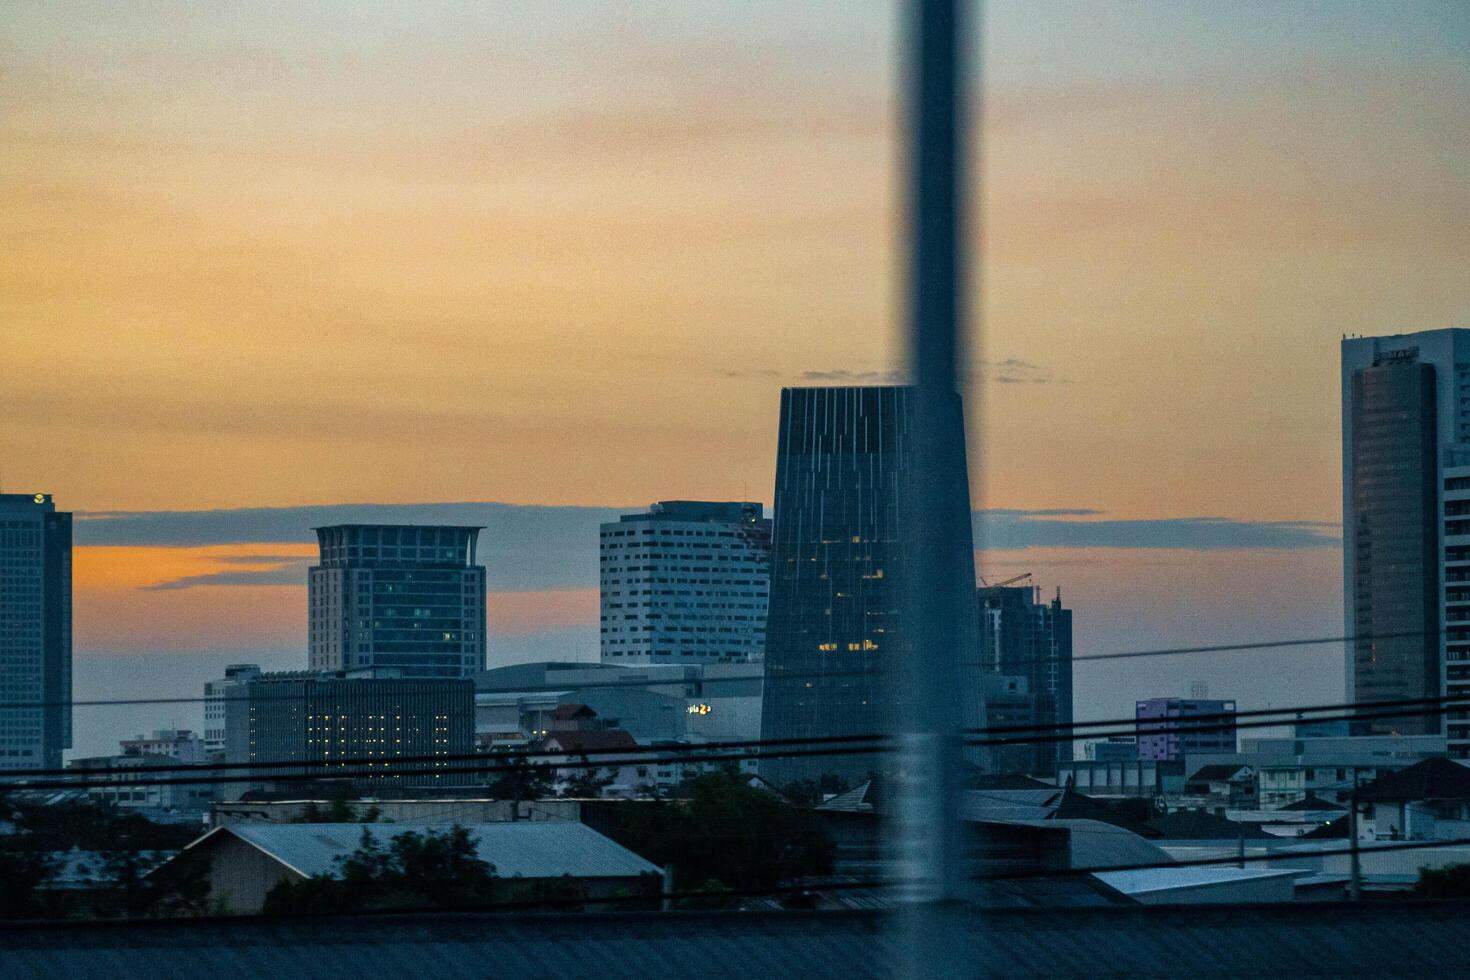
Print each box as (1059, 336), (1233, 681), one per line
(308, 524), (486, 679)
(1342, 329), (1470, 745)
(0, 493), (71, 771)
(759, 386), (979, 784)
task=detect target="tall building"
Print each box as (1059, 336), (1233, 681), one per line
(309, 525), (486, 679)
(0, 493), (71, 771)
(977, 584), (1073, 768)
(224, 671), (475, 792)
(759, 386), (980, 784)
(1342, 329), (1470, 745)
(1135, 697), (1237, 761)
(204, 663), (261, 754)
(599, 501), (771, 665)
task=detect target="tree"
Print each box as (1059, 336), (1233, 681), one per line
(263, 824), (498, 915)
(292, 799), (382, 823)
(610, 771), (834, 902)
(778, 773), (852, 808)
(560, 758), (617, 799)
(485, 757), (554, 818)
(1415, 863), (1470, 899)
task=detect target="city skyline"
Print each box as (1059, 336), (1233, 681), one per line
(3, 1), (1465, 757)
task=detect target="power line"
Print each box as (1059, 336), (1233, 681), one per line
(0, 626), (1424, 714)
(12, 690), (1468, 791)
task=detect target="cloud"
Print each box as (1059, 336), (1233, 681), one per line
(725, 359), (1071, 386)
(976, 510), (1339, 551)
(140, 556), (310, 591)
(78, 502), (631, 592)
(800, 369), (906, 383)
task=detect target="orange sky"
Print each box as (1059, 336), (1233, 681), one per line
(4, 2), (1467, 754)
(4, 2), (1466, 522)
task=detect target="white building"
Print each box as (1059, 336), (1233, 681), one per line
(600, 501), (770, 665)
(203, 664), (260, 754)
(120, 729), (207, 765)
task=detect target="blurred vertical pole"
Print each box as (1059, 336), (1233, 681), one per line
(895, 0), (976, 976)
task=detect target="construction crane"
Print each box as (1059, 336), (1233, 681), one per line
(978, 572), (1032, 588)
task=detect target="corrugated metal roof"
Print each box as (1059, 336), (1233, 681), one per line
(1094, 867), (1297, 896)
(220, 822), (660, 879)
(9, 903), (1470, 978)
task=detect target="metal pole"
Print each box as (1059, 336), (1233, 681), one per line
(1349, 772), (1363, 900)
(895, 0), (976, 975)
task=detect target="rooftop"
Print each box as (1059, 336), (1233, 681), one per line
(189, 822), (659, 881)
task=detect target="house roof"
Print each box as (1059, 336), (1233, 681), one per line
(1094, 866), (1296, 897)
(1187, 764), (1250, 783)
(542, 729), (640, 754)
(16, 902), (1470, 976)
(550, 704), (596, 721)
(191, 822), (659, 881)
(1361, 758), (1470, 802)
(1278, 793), (1347, 812)
(1146, 811), (1277, 841)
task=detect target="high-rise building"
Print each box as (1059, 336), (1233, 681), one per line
(977, 584), (1073, 768)
(204, 663), (261, 754)
(599, 501), (771, 665)
(309, 525), (486, 679)
(1134, 697), (1237, 761)
(0, 493), (71, 771)
(224, 671), (475, 793)
(759, 386), (980, 784)
(1342, 329), (1470, 745)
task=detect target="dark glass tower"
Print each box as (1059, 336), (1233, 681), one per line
(0, 493), (71, 771)
(759, 386), (978, 784)
(1347, 356), (1440, 732)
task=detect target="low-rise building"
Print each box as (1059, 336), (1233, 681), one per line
(65, 753), (214, 816)
(119, 729), (207, 765)
(170, 821), (661, 914)
(1362, 756), (1470, 841)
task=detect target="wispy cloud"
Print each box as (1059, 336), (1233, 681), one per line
(977, 509), (1339, 551)
(723, 358), (1070, 386)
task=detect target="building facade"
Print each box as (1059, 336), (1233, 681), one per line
(1342, 330), (1470, 744)
(1135, 698), (1238, 761)
(759, 385), (980, 784)
(224, 672), (475, 792)
(204, 664), (262, 754)
(599, 501), (771, 664)
(120, 729), (207, 765)
(0, 493), (71, 771)
(308, 525), (486, 679)
(977, 584), (1073, 768)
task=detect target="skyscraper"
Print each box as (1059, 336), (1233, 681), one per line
(308, 525), (486, 679)
(0, 493), (71, 770)
(977, 583), (1073, 769)
(599, 500), (771, 665)
(1342, 329), (1470, 746)
(759, 386), (980, 784)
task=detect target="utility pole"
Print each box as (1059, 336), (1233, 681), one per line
(1349, 768), (1363, 900)
(894, 0), (977, 976)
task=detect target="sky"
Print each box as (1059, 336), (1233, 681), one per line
(2, 1), (1468, 756)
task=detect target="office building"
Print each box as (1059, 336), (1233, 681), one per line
(0, 493), (71, 771)
(224, 671), (475, 792)
(978, 583), (1073, 767)
(204, 663), (261, 754)
(1342, 329), (1470, 743)
(759, 386), (980, 784)
(309, 524), (486, 679)
(983, 674), (1056, 775)
(1136, 698), (1238, 761)
(600, 501), (771, 664)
